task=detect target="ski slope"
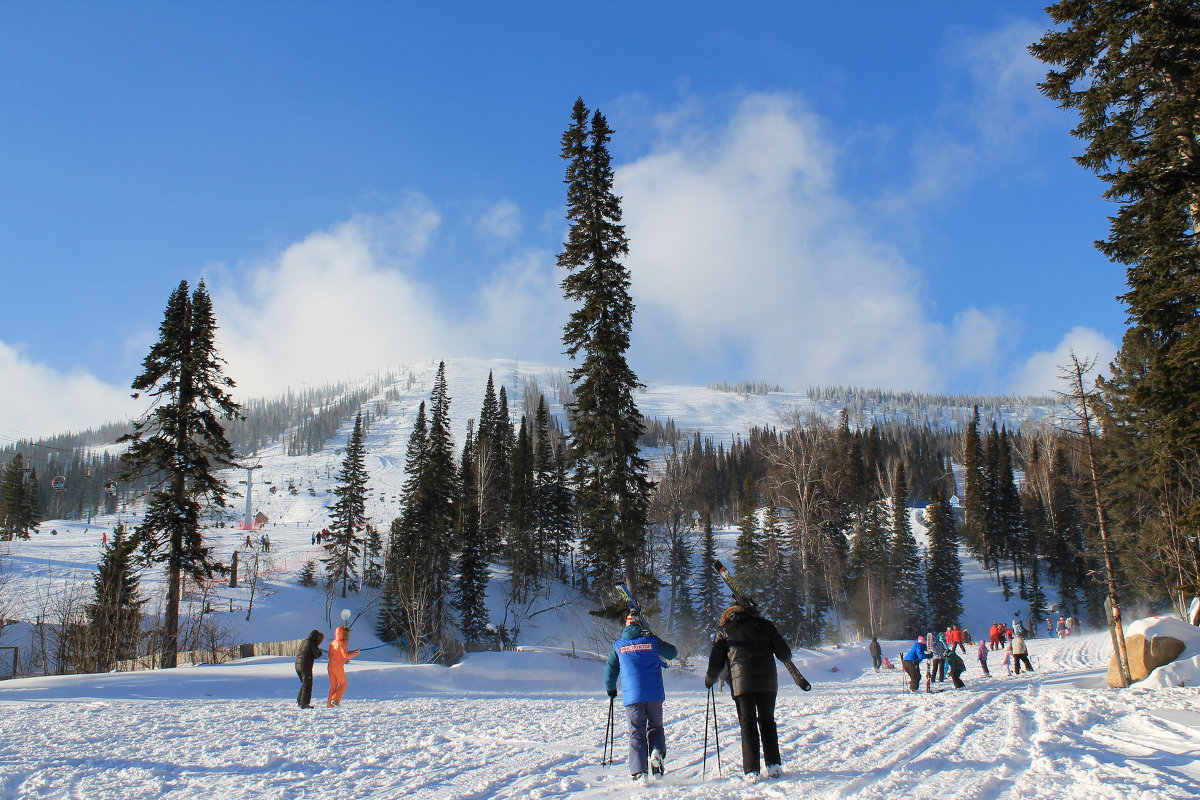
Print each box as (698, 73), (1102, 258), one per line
(1, 635), (1198, 799)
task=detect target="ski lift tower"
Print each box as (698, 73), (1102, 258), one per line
(243, 464), (262, 529)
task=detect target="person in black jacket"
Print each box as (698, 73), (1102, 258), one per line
(868, 636), (883, 672)
(295, 629), (325, 708)
(704, 605), (793, 783)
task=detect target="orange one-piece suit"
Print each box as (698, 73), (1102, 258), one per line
(326, 626), (361, 707)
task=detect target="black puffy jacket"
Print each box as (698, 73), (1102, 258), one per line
(705, 608), (792, 696)
(295, 630), (324, 674)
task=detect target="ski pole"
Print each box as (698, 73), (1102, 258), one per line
(711, 685), (723, 775)
(701, 686), (711, 778)
(602, 695), (615, 766)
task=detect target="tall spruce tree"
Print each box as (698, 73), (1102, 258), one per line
(454, 421), (491, 647)
(324, 412), (369, 598)
(475, 373), (510, 560)
(378, 402), (428, 643)
(85, 523), (146, 672)
(887, 462), (927, 637)
(1032, 2), (1200, 607)
(119, 280), (241, 668)
(848, 500), (891, 636)
(961, 407), (988, 564)
(925, 484), (963, 631)
(0, 454), (36, 540)
(507, 415), (538, 601)
(696, 512), (722, 629)
(558, 97), (652, 589)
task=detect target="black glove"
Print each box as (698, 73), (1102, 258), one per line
(607, 689), (617, 698)
(704, 679), (714, 689)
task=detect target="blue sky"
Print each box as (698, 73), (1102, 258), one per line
(1, 2), (1123, 437)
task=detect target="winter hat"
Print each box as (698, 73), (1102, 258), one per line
(917, 635), (926, 644)
(626, 614), (637, 624)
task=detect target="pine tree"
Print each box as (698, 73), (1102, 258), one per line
(0, 454), (36, 540)
(558, 97), (652, 588)
(696, 513), (722, 630)
(531, 396), (557, 576)
(476, 373), (509, 560)
(507, 415), (537, 601)
(119, 280), (241, 668)
(85, 524), (146, 672)
(423, 362), (458, 636)
(925, 484), (963, 631)
(961, 407), (988, 564)
(454, 421), (490, 647)
(848, 500), (891, 636)
(378, 402), (428, 643)
(732, 495), (763, 597)
(1032, 2), (1200, 609)
(887, 463), (927, 637)
(324, 413), (369, 598)
(545, 440), (576, 581)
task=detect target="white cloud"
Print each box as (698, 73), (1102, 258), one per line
(209, 196), (564, 399)
(951, 307), (1005, 369)
(618, 93), (951, 391)
(210, 199), (451, 398)
(0, 341), (138, 439)
(477, 200), (522, 240)
(888, 18), (1053, 211)
(1012, 326), (1118, 396)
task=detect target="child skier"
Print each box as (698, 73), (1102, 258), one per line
(976, 638), (991, 677)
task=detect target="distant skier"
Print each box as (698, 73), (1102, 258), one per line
(901, 635), (932, 693)
(606, 614), (677, 785)
(326, 626), (361, 707)
(930, 632), (948, 683)
(989, 623), (1002, 651)
(705, 605), (792, 782)
(945, 645), (967, 689)
(294, 629), (324, 709)
(976, 639), (991, 677)
(1011, 633), (1033, 675)
(868, 636), (882, 672)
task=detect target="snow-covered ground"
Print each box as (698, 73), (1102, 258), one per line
(2, 634), (1199, 799)
(1, 356), (1195, 798)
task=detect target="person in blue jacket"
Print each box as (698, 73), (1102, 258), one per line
(605, 614), (679, 784)
(902, 635), (932, 693)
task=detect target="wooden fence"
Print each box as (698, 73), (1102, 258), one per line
(115, 637), (309, 672)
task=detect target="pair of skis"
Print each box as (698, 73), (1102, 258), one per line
(614, 561), (811, 691)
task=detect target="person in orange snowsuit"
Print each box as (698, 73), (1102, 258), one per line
(326, 626), (361, 707)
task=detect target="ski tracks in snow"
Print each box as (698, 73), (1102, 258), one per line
(2, 641), (1199, 800)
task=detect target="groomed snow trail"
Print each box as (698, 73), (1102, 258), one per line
(1, 634), (1198, 800)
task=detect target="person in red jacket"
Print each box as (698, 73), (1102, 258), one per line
(326, 626), (361, 707)
(989, 623), (1002, 651)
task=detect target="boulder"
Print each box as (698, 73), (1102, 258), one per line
(1107, 633), (1188, 687)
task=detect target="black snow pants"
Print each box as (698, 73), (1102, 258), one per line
(902, 659), (922, 692)
(733, 691), (780, 775)
(297, 665), (315, 707)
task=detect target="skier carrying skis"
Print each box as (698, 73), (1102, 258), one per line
(605, 614), (678, 784)
(901, 635), (932, 693)
(705, 605), (792, 782)
(294, 629), (324, 709)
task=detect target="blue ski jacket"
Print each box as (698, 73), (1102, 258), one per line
(904, 641), (932, 662)
(605, 624), (678, 705)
